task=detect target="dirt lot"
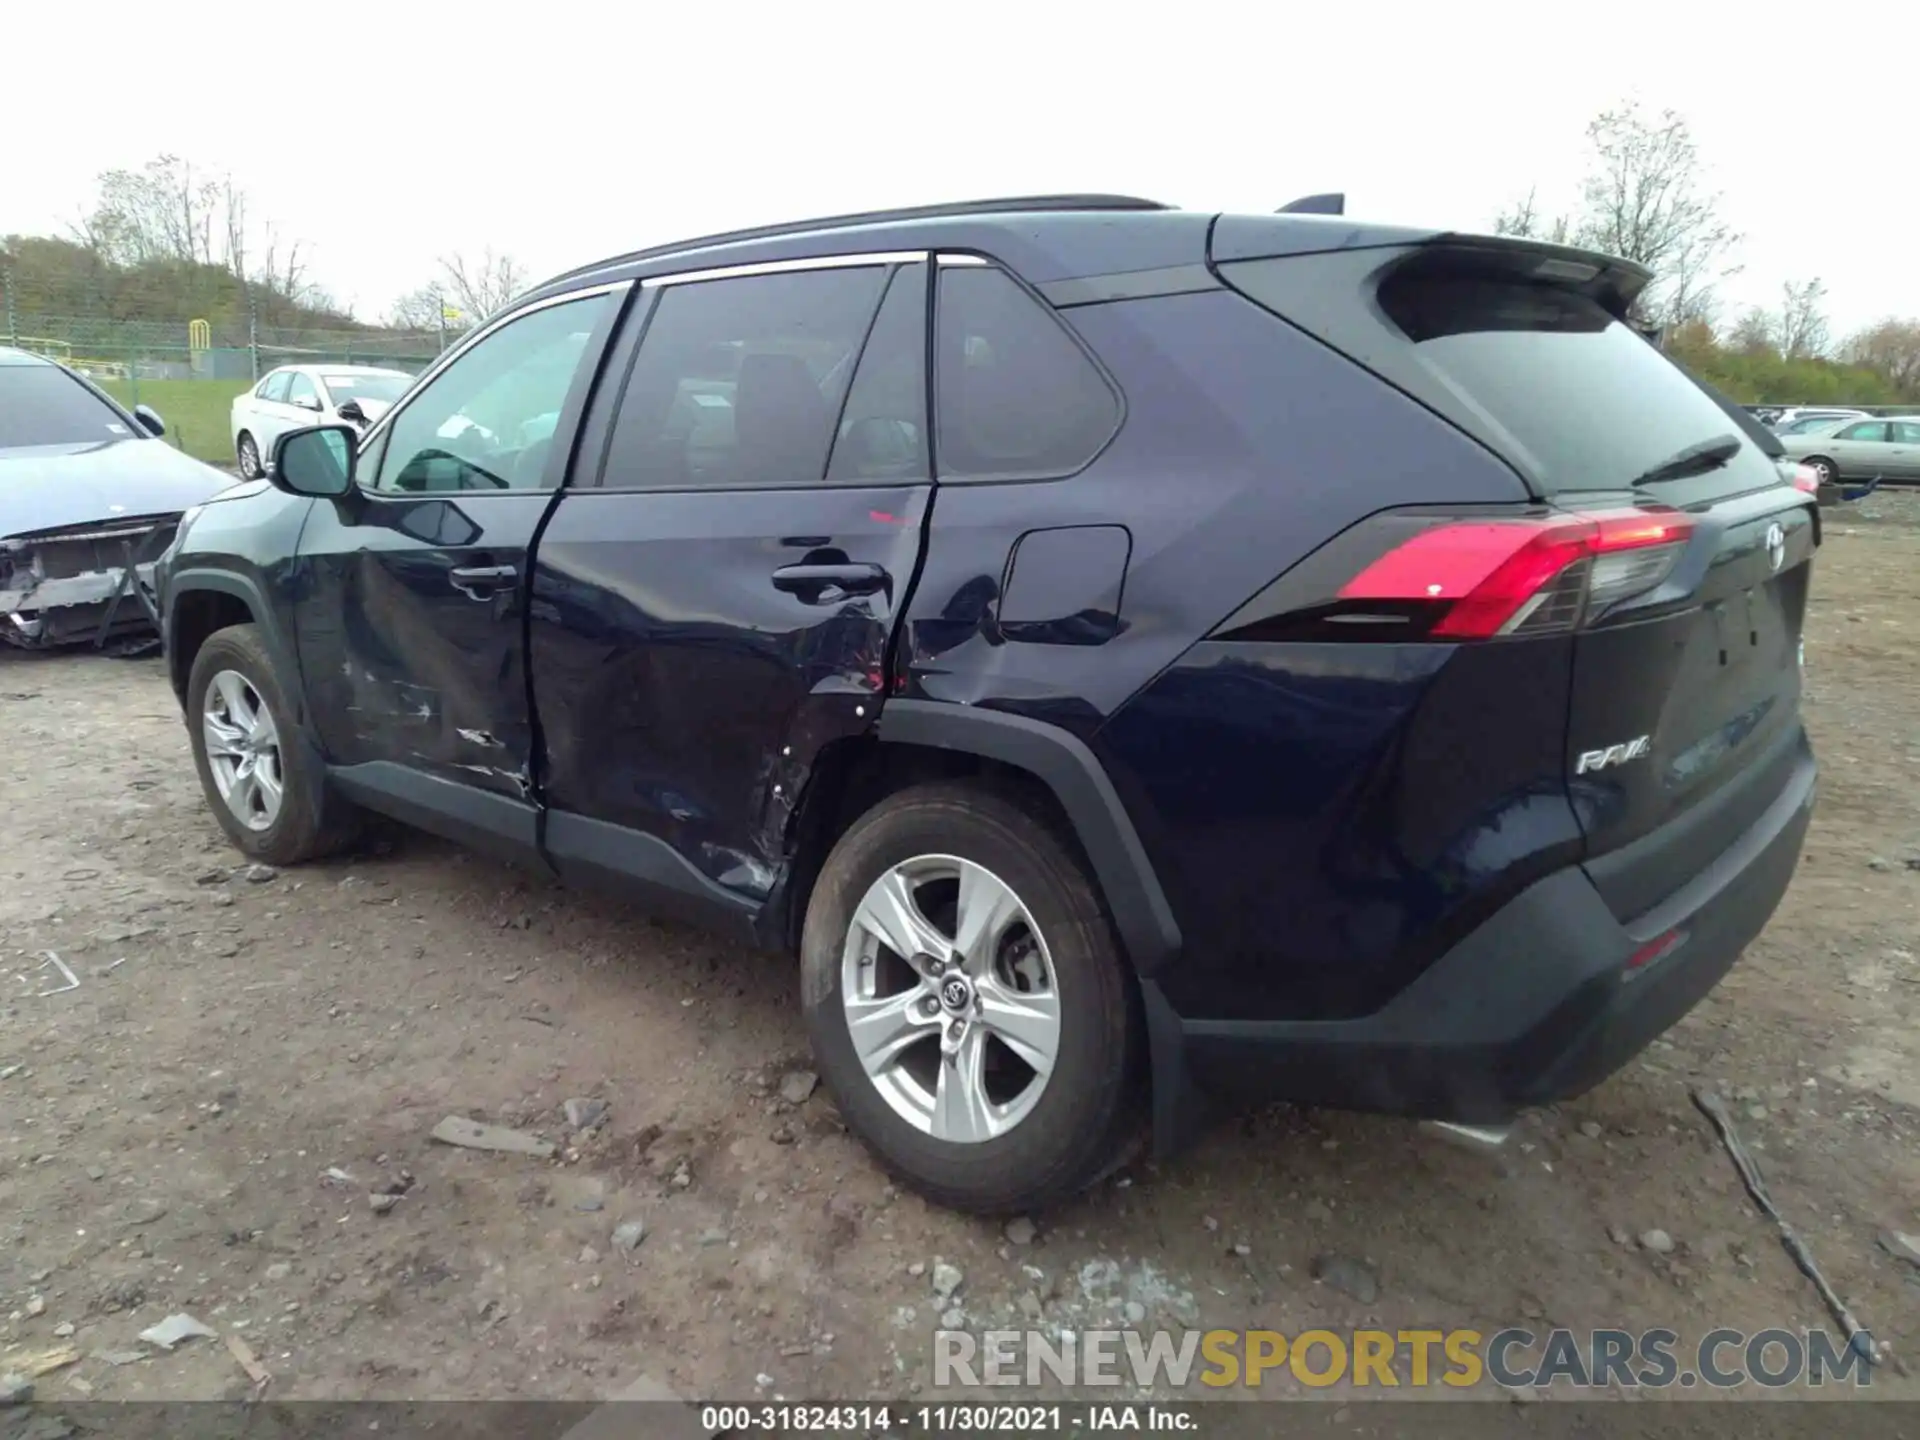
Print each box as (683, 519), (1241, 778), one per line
(3, 493), (1918, 1408)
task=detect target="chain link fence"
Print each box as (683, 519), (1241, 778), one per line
(2, 273), (463, 462)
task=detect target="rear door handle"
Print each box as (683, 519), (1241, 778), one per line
(771, 562), (889, 601)
(449, 563), (518, 599)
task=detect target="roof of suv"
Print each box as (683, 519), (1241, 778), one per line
(0, 346), (56, 367)
(522, 194), (1444, 306)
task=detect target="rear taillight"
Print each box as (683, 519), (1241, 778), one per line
(1780, 461), (1820, 495)
(1337, 509), (1695, 638)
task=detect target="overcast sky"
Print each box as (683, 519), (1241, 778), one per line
(6, 0), (1908, 337)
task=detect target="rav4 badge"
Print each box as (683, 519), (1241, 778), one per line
(1575, 735), (1652, 775)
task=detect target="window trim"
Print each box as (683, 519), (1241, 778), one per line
(639, 250), (927, 290)
(354, 281), (630, 498)
(585, 255), (927, 494)
(929, 250), (1126, 486)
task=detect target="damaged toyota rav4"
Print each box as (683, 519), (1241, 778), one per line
(2, 347), (234, 650)
(156, 196), (1819, 1214)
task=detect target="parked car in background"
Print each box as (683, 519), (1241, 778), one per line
(158, 196), (1818, 1213)
(1778, 416), (1920, 484)
(1, 347), (233, 649)
(1769, 406), (1867, 434)
(230, 364), (413, 478)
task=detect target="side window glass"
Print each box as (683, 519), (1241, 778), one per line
(934, 264), (1119, 481)
(604, 266), (887, 489)
(826, 264), (928, 483)
(285, 373), (319, 409)
(1836, 422), (1884, 442)
(261, 371), (292, 402)
(372, 293), (612, 494)
(1894, 422), (1920, 444)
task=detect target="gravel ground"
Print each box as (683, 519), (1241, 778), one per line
(2, 491), (1917, 1407)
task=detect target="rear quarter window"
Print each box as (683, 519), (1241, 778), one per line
(934, 265), (1120, 482)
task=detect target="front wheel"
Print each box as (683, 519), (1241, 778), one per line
(1803, 455), (1837, 485)
(801, 781), (1141, 1213)
(186, 623), (358, 864)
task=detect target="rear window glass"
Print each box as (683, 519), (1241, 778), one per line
(1221, 251), (1780, 506)
(1374, 272), (1776, 504)
(0, 365), (134, 448)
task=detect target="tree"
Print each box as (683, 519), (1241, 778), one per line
(1843, 318), (1920, 394)
(437, 249), (527, 325)
(1728, 309), (1776, 357)
(1572, 103), (1741, 327)
(1773, 278), (1829, 360)
(1492, 189), (1571, 244)
(1492, 102), (1741, 329)
(385, 285), (448, 332)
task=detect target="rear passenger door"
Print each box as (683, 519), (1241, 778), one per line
(1888, 421), (1920, 479)
(528, 254), (931, 916)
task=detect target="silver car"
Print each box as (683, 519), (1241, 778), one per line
(1778, 415), (1920, 485)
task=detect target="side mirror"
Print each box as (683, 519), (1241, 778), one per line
(272, 425), (357, 498)
(336, 399), (368, 424)
(133, 404), (167, 438)
(295, 395), (323, 412)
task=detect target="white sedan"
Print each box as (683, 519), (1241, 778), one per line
(230, 364), (413, 478)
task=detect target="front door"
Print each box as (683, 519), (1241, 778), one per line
(529, 258), (931, 915)
(291, 286), (625, 858)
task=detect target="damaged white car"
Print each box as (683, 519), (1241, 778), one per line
(1, 347), (236, 651)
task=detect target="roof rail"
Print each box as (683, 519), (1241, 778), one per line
(535, 194), (1172, 290)
(1276, 192), (1345, 216)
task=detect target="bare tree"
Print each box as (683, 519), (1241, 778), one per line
(1843, 318), (1920, 394)
(1492, 189), (1572, 244)
(385, 285), (447, 331)
(1728, 308), (1776, 357)
(438, 249), (527, 324)
(1570, 103), (1741, 327)
(79, 155), (222, 267)
(1773, 278), (1830, 360)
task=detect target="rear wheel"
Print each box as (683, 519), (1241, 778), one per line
(187, 624), (358, 864)
(801, 781), (1140, 1213)
(236, 431), (263, 480)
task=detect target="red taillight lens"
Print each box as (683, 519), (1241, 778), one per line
(1337, 509), (1695, 639)
(1785, 463), (1820, 495)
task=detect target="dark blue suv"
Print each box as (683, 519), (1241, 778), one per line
(156, 196), (1818, 1214)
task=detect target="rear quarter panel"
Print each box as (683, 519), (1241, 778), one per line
(911, 286), (1575, 1014)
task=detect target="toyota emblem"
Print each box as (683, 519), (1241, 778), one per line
(941, 976), (972, 1011)
(1765, 522), (1786, 574)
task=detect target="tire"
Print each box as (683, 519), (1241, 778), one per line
(801, 781), (1141, 1214)
(1803, 455), (1837, 485)
(236, 431), (263, 480)
(186, 623), (358, 864)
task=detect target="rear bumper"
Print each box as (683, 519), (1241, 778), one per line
(1144, 735), (1815, 1135)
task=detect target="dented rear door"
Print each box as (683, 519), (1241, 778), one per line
(528, 259), (930, 907)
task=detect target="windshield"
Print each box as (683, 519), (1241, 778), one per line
(1777, 416), (1845, 435)
(322, 374), (409, 407)
(0, 364), (137, 449)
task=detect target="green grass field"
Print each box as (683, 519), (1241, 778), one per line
(99, 378), (249, 467)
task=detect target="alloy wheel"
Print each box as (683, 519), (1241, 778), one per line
(840, 855), (1061, 1143)
(202, 669), (284, 831)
